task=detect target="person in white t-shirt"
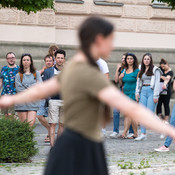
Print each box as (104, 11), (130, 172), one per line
(96, 58), (109, 79)
(96, 58), (109, 137)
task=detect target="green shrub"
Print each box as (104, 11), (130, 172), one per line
(0, 116), (38, 163)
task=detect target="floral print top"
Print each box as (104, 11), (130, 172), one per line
(0, 65), (19, 95)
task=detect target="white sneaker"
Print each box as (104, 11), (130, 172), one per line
(110, 132), (119, 139)
(159, 122), (168, 139)
(154, 145), (169, 152)
(127, 133), (134, 138)
(135, 134), (147, 141)
(160, 134), (165, 139)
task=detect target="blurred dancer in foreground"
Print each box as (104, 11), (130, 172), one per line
(0, 17), (175, 175)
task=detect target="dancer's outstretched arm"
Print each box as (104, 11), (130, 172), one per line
(0, 77), (59, 107)
(98, 85), (175, 139)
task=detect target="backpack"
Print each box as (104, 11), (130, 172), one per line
(19, 72), (37, 83)
(14, 72), (37, 88)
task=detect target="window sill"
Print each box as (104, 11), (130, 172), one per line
(151, 4), (171, 9)
(94, 1), (123, 7)
(55, 0), (84, 4)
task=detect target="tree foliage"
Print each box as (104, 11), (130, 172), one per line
(152, 0), (175, 9)
(0, 0), (54, 14)
(0, 0), (174, 14)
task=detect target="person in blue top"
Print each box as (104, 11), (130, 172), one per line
(118, 53), (139, 139)
(0, 52), (19, 116)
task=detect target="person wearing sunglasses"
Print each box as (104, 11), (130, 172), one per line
(48, 45), (59, 64)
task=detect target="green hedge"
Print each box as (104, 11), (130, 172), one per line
(0, 117), (38, 163)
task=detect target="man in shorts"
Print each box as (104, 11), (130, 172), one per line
(37, 55), (54, 143)
(0, 52), (19, 117)
(43, 49), (65, 147)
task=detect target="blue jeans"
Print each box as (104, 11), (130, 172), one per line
(139, 86), (157, 134)
(113, 109), (133, 134)
(113, 109), (120, 133)
(164, 104), (175, 147)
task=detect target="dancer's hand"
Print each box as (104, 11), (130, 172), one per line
(0, 95), (14, 108)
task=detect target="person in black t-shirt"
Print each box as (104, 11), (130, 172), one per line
(156, 58), (173, 139)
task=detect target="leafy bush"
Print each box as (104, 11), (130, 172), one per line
(0, 116), (38, 163)
(0, 0), (54, 14)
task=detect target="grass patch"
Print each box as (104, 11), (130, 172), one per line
(118, 160), (150, 170)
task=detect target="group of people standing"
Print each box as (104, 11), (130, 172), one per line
(1, 44), (174, 150)
(110, 52), (174, 143)
(0, 46), (66, 147)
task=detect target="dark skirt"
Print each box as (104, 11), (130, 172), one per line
(44, 128), (108, 175)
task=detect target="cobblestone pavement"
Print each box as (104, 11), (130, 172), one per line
(1, 120), (175, 175)
(105, 130), (175, 175)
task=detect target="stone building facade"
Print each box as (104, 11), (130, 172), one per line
(0, 0), (175, 79)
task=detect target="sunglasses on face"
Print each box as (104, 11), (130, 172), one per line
(22, 53), (31, 57)
(145, 53), (152, 57)
(127, 53), (135, 57)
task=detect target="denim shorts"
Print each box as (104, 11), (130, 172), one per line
(37, 99), (48, 117)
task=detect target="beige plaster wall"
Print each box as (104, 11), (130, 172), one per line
(0, 0), (175, 47)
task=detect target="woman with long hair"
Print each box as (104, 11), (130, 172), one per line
(115, 53), (126, 85)
(156, 58), (173, 139)
(135, 53), (162, 141)
(48, 45), (59, 64)
(118, 53), (139, 139)
(15, 53), (42, 127)
(110, 53), (134, 139)
(155, 79), (175, 152)
(0, 17), (175, 175)
(110, 53), (127, 138)
(157, 59), (173, 122)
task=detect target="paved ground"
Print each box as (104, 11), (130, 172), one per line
(1, 118), (175, 175)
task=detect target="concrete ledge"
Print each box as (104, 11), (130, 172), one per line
(151, 4), (171, 9)
(1, 41), (175, 81)
(94, 1), (123, 6)
(55, 0), (84, 4)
